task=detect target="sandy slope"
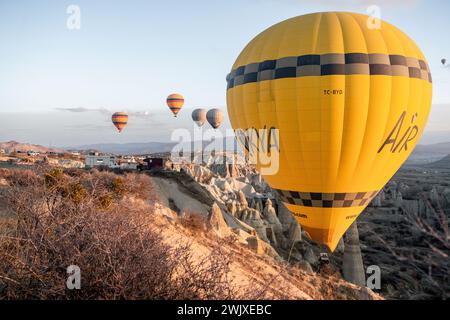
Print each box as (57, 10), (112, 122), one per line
(146, 177), (382, 300)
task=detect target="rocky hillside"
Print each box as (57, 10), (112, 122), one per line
(360, 164), (449, 299)
(139, 168), (381, 299)
(170, 155), (448, 300)
(0, 166), (380, 300)
(149, 161), (375, 295)
(2, 154), (447, 300)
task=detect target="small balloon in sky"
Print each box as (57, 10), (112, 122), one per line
(167, 93), (184, 117)
(192, 108), (207, 127)
(111, 112), (128, 133)
(206, 108), (224, 129)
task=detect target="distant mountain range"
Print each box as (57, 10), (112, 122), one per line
(413, 142), (450, 154)
(69, 136), (241, 155)
(0, 141), (64, 154)
(70, 142), (177, 155)
(408, 142), (450, 164)
(2, 140), (450, 161)
(72, 140), (450, 158)
(423, 154), (450, 169)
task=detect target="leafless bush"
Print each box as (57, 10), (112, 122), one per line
(368, 192), (450, 299)
(0, 168), (259, 299)
(171, 242), (238, 299)
(180, 210), (208, 233)
(407, 195), (449, 252)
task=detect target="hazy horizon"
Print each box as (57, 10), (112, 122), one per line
(1, 103), (449, 148)
(1, 0), (450, 146)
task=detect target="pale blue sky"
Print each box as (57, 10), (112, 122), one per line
(0, 0), (449, 146)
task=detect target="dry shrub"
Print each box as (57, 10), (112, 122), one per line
(173, 242), (238, 299)
(97, 193), (114, 210)
(180, 210), (208, 233)
(124, 173), (153, 200)
(2, 168), (40, 187)
(0, 168), (263, 299)
(44, 167), (65, 190)
(66, 182), (87, 205)
(111, 176), (128, 197)
(0, 169), (10, 179)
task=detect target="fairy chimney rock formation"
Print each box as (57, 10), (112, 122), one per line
(238, 190), (248, 208)
(208, 203), (232, 238)
(342, 221), (366, 287)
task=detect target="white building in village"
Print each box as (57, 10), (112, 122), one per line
(85, 154), (120, 169)
(27, 150), (40, 156)
(85, 153), (138, 170)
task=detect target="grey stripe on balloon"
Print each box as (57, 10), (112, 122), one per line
(226, 53), (432, 89)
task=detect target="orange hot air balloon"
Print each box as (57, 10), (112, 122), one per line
(167, 93), (184, 117)
(111, 112), (128, 133)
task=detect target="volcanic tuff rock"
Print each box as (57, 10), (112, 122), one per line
(208, 203), (233, 238)
(342, 222), (366, 286)
(168, 153), (450, 299)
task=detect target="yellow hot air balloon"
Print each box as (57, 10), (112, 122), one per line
(111, 112), (129, 133)
(226, 12), (432, 252)
(167, 93), (184, 117)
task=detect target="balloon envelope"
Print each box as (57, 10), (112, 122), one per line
(442, 58), (446, 65)
(167, 93), (184, 117)
(192, 108), (207, 127)
(111, 112), (128, 133)
(206, 108), (224, 129)
(226, 12), (433, 251)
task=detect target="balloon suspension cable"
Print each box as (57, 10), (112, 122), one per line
(287, 238), (296, 264)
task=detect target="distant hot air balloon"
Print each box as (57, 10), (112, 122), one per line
(111, 112), (128, 133)
(226, 12), (433, 252)
(166, 93), (184, 117)
(192, 108), (207, 127)
(441, 58), (447, 65)
(206, 108), (224, 129)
